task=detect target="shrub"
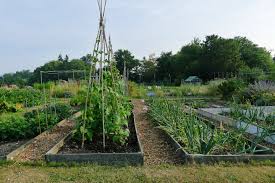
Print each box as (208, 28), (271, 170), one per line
(206, 79), (226, 96)
(235, 81), (275, 105)
(239, 67), (265, 83)
(218, 79), (246, 100)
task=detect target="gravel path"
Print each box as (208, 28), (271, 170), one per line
(133, 99), (182, 165)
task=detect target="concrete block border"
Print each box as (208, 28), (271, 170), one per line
(162, 129), (275, 164)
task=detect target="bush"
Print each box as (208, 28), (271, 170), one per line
(218, 79), (246, 100)
(239, 67), (265, 83)
(235, 81), (275, 105)
(206, 79), (225, 96)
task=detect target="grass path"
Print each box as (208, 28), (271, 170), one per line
(0, 162), (274, 183)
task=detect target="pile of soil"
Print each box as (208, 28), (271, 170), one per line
(60, 115), (140, 154)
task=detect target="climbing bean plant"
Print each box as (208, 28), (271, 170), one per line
(73, 69), (132, 146)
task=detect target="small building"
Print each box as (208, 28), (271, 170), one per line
(184, 76), (202, 84)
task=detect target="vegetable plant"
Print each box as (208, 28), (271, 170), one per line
(148, 99), (271, 155)
(72, 69), (132, 146)
(0, 103), (73, 141)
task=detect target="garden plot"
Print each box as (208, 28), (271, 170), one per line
(200, 106), (275, 116)
(148, 99), (275, 164)
(45, 113), (144, 166)
(0, 103), (74, 160)
(198, 106), (275, 144)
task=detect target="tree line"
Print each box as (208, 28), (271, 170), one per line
(115, 35), (275, 85)
(1, 35), (274, 87)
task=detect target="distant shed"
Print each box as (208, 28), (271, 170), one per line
(184, 76), (202, 84)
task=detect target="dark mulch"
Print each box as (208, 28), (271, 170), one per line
(60, 115), (140, 154)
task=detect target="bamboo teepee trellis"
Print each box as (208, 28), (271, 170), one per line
(82, 0), (114, 149)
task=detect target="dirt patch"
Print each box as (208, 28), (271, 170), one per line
(60, 115), (140, 154)
(132, 99), (182, 165)
(14, 119), (75, 161)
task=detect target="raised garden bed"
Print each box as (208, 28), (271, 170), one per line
(0, 140), (30, 160)
(162, 128), (275, 164)
(197, 108), (275, 145)
(0, 111), (81, 161)
(45, 113), (144, 166)
(148, 100), (275, 164)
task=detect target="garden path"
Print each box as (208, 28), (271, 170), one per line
(133, 99), (182, 165)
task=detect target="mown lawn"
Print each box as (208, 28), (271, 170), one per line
(0, 161), (274, 183)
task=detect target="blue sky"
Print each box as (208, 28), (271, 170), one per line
(0, 0), (275, 74)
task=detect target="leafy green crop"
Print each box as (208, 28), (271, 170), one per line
(73, 69), (132, 146)
(0, 88), (43, 107)
(148, 99), (271, 155)
(0, 101), (18, 114)
(0, 103), (73, 141)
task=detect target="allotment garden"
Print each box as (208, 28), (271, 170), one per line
(1, 1), (275, 182)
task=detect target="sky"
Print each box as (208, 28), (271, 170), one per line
(0, 0), (275, 75)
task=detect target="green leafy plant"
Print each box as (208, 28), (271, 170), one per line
(228, 103), (275, 132)
(73, 70), (132, 146)
(148, 99), (271, 155)
(218, 79), (246, 100)
(0, 88), (43, 107)
(0, 101), (18, 114)
(0, 103), (73, 141)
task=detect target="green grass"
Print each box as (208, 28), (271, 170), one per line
(0, 161), (274, 183)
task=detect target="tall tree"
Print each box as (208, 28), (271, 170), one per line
(81, 54), (93, 65)
(64, 55), (69, 62)
(174, 38), (203, 82)
(114, 49), (140, 80)
(156, 52), (174, 83)
(58, 54), (63, 62)
(141, 57), (157, 83)
(200, 35), (243, 80)
(0, 70), (33, 87)
(235, 37), (273, 71)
